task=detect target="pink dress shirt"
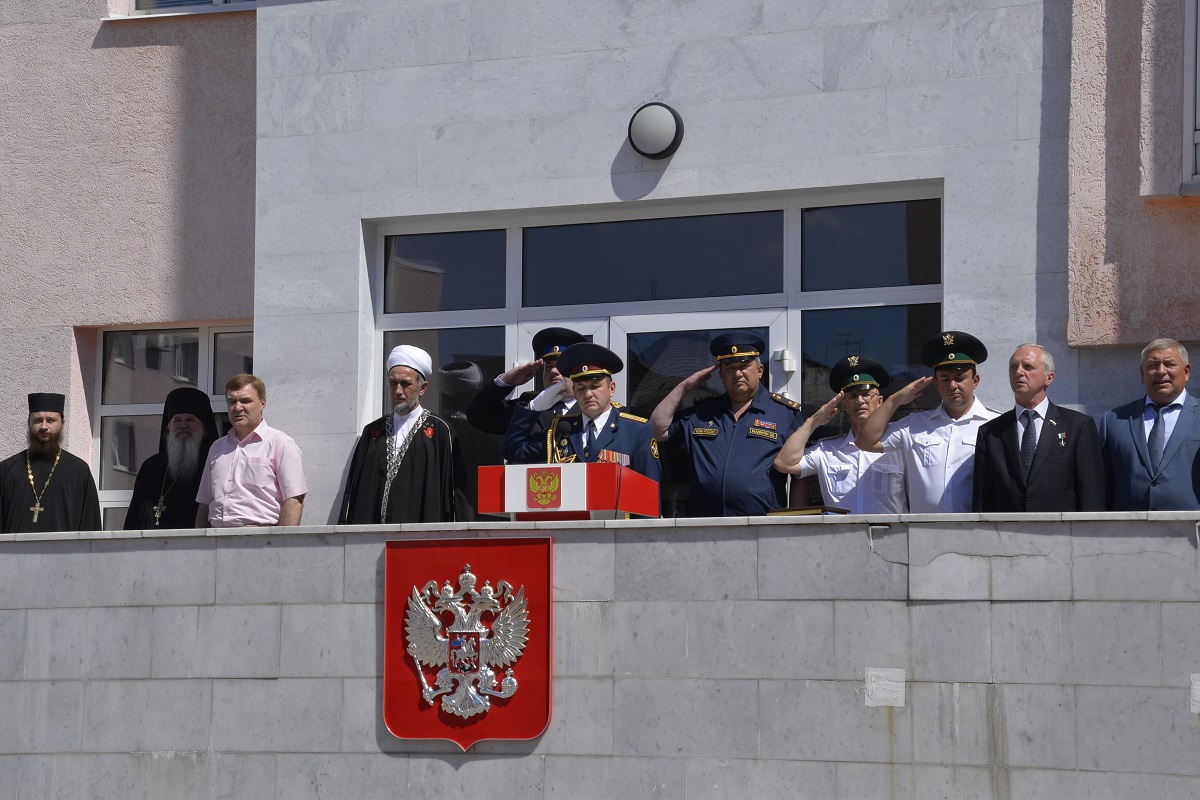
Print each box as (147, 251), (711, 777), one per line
(196, 420), (307, 527)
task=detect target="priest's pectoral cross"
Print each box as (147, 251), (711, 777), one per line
(153, 497), (166, 527)
(30, 502), (44, 523)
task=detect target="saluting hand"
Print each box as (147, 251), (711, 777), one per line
(891, 376), (933, 405)
(680, 365), (717, 391)
(811, 392), (845, 426)
(528, 379), (570, 412)
(499, 360), (543, 387)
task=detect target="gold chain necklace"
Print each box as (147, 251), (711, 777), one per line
(25, 450), (62, 524)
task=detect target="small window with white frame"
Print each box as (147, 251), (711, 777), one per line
(127, 0), (254, 16)
(94, 322), (252, 530)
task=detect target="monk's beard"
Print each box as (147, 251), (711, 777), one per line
(165, 431), (203, 480)
(27, 430), (62, 459)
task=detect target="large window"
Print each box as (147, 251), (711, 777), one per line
(377, 185), (942, 516)
(94, 323), (252, 529)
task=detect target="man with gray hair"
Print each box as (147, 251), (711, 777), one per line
(972, 343), (1105, 512)
(1099, 338), (1200, 510)
(339, 345), (465, 524)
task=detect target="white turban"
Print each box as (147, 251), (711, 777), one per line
(386, 345), (433, 381)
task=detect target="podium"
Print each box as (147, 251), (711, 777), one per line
(477, 462), (660, 520)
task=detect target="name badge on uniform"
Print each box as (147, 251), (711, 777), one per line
(692, 428), (719, 439)
(748, 427), (778, 441)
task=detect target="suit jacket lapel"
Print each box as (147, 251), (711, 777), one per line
(1026, 403), (1058, 483)
(997, 411), (1024, 482)
(1128, 403), (1152, 475)
(1157, 394), (1200, 476)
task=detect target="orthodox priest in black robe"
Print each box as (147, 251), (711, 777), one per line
(124, 387), (219, 530)
(0, 392), (100, 534)
(339, 345), (466, 525)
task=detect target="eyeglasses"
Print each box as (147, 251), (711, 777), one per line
(842, 391), (881, 403)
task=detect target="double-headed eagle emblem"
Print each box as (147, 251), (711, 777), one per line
(404, 564), (530, 719)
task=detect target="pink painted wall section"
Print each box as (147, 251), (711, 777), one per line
(1068, 0), (1200, 346)
(0, 7), (255, 461)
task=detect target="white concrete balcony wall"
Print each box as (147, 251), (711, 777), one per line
(0, 516), (1198, 797)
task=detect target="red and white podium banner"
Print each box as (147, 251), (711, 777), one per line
(477, 462), (660, 520)
(383, 537), (553, 751)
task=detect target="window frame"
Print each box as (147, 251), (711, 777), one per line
(374, 183), (943, 392)
(123, 0), (255, 17)
(92, 320), (252, 526)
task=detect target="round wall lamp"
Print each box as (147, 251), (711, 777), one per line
(628, 102), (684, 159)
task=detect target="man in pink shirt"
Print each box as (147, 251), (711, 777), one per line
(195, 374), (307, 527)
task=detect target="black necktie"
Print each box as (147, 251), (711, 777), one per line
(1020, 409), (1038, 479)
(586, 420), (598, 456)
(1148, 404), (1167, 471)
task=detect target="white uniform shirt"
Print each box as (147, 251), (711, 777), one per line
(879, 398), (999, 513)
(798, 433), (908, 514)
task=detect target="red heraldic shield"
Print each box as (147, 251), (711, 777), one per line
(526, 466), (562, 509)
(384, 537), (553, 750)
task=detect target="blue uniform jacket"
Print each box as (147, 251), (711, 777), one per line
(503, 405), (660, 481)
(669, 385), (804, 516)
(1099, 393), (1200, 510)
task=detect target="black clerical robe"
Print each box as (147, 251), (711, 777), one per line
(123, 453), (206, 530)
(0, 449), (101, 534)
(339, 412), (465, 525)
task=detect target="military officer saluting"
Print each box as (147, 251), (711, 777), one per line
(773, 354), (907, 513)
(651, 331), (804, 516)
(855, 331), (999, 513)
(502, 343), (660, 480)
(466, 326), (586, 436)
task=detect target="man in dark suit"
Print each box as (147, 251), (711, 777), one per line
(972, 344), (1105, 512)
(1099, 338), (1200, 510)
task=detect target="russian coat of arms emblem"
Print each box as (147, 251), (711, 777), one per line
(404, 563), (530, 718)
(384, 538), (552, 750)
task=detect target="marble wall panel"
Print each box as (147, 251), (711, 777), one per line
(275, 754), (409, 800)
(991, 601), (1073, 684)
(834, 762), (915, 799)
(258, 73), (363, 139)
(684, 600), (834, 679)
(149, 605), (282, 679)
(951, 4), (1050, 78)
(210, 678), (343, 753)
(909, 765), (995, 798)
(257, 11), (318, 80)
(685, 759), (838, 800)
(997, 682), (1077, 769)
(554, 601), (614, 678)
(362, 62), (475, 131)
(469, 53), (591, 124)
(85, 607), (153, 679)
(910, 681), (991, 765)
(885, 75), (1019, 151)
(1067, 602), (1161, 686)
(759, 87), (887, 162)
(1018, 68), (1071, 141)
(468, 0), (633, 61)
(760, 679), (913, 762)
(1075, 686), (1200, 775)
(0, 610), (23, 680)
(823, 16), (952, 91)
(612, 599), (686, 678)
(759, 526), (908, 600)
(614, 678), (759, 758)
(544, 755), (682, 800)
(0, 682), (82, 753)
(1160, 602), (1200, 688)
(0, 542), (92, 610)
(1071, 522), (1200, 601)
(307, 2), (470, 75)
(215, 535), (345, 604)
(81, 680), (211, 753)
(280, 603), (378, 678)
(534, 677), (614, 756)
(762, 0), (890, 31)
(833, 600), (910, 679)
(614, 528), (758, 602)
(909, 601), (990, 682)
(405, 754), (546, 796)
(22, 608), (86, 680)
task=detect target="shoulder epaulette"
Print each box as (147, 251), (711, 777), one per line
(619, 411), (648, 423)
(771, 392), (801, 411)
